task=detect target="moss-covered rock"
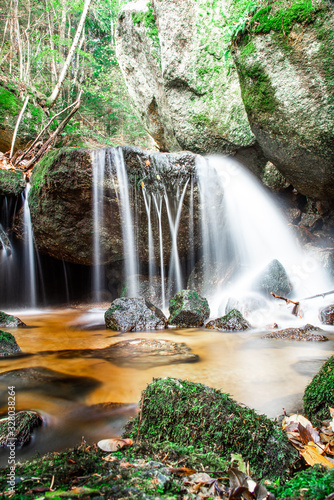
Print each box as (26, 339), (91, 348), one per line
(168, 289), (210, 327)
(0, 83), (45, 153)
(0, 169), (26, 196)
(0, 330), (21, 356)
(206, 309), (251, 332)
(124, 377), (298, 481)
(0, 410), (43, 447)
(0, 311), (26, 328)
(105, 298), (167, 332)
(303, 355), (334, 424)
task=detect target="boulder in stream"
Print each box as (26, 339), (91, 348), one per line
(319, 304), (334, 325)
(123, 378), (298, 481)
(0, 311), (26, 328)
(263, 324), (328, 342)
(206, 309), (251, 332)
(253, 259), (292, 297)
(0, 330), (21, 357)
(168, 289), (210, 327)
(0, 410), (43, 447)
(105, 298), (167, 332)
(304, 355), (334, 425)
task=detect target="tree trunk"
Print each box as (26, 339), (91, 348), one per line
(47, 0), (92, 108)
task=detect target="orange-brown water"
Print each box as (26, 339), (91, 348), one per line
(1, 306), (333, 463)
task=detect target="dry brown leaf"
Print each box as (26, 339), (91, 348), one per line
(282, 414), (313, 430)
(301, 443), (334, 468)
(169, 467), (197, 476)
(97, 438), (133, 452)
(102, 454), (119, 462)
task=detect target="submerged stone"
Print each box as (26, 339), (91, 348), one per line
(124, 378), (297, 481)
(0, 410), (43, 447)
(0, 330), (21, 357)
(253, 259), (292, 297)
(168, 289), (210, 327)
(0, 311), (26, 328)
(263, 324), (328, 342)
(206, 309), (251, 332)
(304, 355), (334, 425)
(319, 304), (334, 325)
(105, 298), (167, 332)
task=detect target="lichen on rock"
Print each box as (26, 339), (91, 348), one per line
(105, 297), (167, 332)
(168, 289), (210, 327)
(206, 308), (251, 332)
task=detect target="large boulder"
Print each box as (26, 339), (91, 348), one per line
(233, 2), (334, 199)
(319, 304), (334, 325)
(168, 289), (210, 327)
(0, 330), (21, 357)
(124, 378), (297, 480)
(263, 324), (328, 342)
(0, 311), (26, 328)
(27, 146), (199, 266)
(206, 309), (251, 332)
(105, 297), (167, 332)
(115, 0), (256, 156)
(303, 355), (334, 424)
(253, 259), (292, 297)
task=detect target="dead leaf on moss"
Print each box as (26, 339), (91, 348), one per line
(97, 438), (133, 452)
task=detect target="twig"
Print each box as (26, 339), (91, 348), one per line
(10, 95), (29, 159)
(136, 391), (145, 444)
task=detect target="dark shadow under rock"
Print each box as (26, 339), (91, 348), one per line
(0, 410), (43, 448)
(0, 367), (101, 401)
(263, 324), (328, 342)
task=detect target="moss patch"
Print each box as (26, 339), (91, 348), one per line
(124, 378), (297, 481)
(0, 169), (26, 197)
(0, 330), (21, 356)
(303, 355), (334, 424)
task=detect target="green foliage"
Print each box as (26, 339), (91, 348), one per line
(270, 466), (334, 499)
(0, 330), (16, 347)
(303, 355), (334, 424)
(0, 87), (19, 120)
(124, 378), (297, 481)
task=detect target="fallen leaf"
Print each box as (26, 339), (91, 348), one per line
(141, 181), (145, 188)
(282, 414), (313, 430)
(169, 467), (197, 476)
(301, 443), (334, 468)
(120, 462), (135, 468)
(146, 160), (150, 166)
(97, 438), (133, 452)
(156, 174), (161, 180)
(102, 454), (119, 462)
(297, 423), (321, 445)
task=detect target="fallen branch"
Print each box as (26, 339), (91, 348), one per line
(10, 95), (29, 160)
(302, 289), (334, 301)
(24, 91), (82, 172)
(270, 292), (300, 316)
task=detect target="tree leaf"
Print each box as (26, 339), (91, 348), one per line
(97, 438), (133, 452)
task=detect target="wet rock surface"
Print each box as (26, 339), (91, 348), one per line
(225, 294), (267, 317)
(0, 330), (21, 357)
(263, 324), (328, 342)
(0, 311), (26, 328)
(319, 304), (334, 325)
(0, 169), (26, 197)
(206, 309), (251, 332)
(168, 289), (210, 327)
(253, 259), (292, 297)
(105, 297), (167, 332)
(0, 410), (43, 448)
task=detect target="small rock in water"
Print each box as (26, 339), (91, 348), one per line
(0, 330), (21, 357)
(263, 324), (328, 342)
(105, 298), (167, 332)
(319, 304), (334, 325)
(206, 309), (251, 332)
(168, 289), (210, 327)
(0, 410), (43, 447)
(0, 311), (26, 328)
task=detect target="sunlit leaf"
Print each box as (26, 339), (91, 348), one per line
(97, 438), (133, 452)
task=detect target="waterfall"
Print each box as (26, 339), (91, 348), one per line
(23, 183), (37, 308)
(91, 149), (106, 302)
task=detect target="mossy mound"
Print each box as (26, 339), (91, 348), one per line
(124, 378), (297, 481)
(168, 289), (210, 327)
(0, 330), (21, 356)
(303, 355), (334, 424)
(0, 169), (26, 197)
(0, 310), (26, 328)
(0, 410), (43, 447)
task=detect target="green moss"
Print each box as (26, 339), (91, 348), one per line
(270, 466), (334, 499)
(29, 149), (61, 204)
(237, 61), (279, 116)
(131, 2), (160, 55)
(0, 169), (26, 197)
(303, 355), (334, 424)
(0, 87), (19, 121)
(190, 113), (211, 126)
(124, 378), (298, 481)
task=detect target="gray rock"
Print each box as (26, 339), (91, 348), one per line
(253, 259), (292, 298)
(105, 297), (167, 332)
(319, 304), (334, 325)
(0, 311), (26, 328)
(0, 169), (26, 197)
(168, 289), (210, 327)
(225, 294), (267, 317)
(0, 330), (21, 357)
(206, 309), (251, 332)
(263, 324), (328, 342)
(0, 410), (43, 447)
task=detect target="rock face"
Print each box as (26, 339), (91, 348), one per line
(105, 298), (167, 332)
(0, 311), (26, 328)
(206, 309), (251, 332)
(27, 146), (199, 266)
(263, 324), (328, 342)
(0, 169), (26, 197)
(304, 355), (334, 424)
(115, 0), (255, 155)
(168, 289), (210, 327)
(319, 304), (334, 325)
(253, 259), (292, 297)
(0, 330), (21, 356)
(0, 411), (43, 447)
(234, 3), (334, 199)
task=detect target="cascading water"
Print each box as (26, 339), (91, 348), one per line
(23, 183), (37, 308)
(91, 149), (106, 302)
